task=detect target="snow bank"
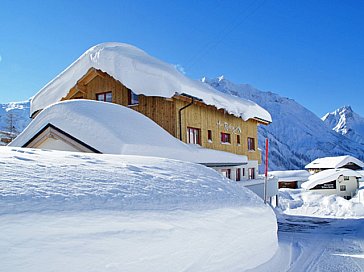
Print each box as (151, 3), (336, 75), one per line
(301, 168), (363, 190)
(30, 42), (271, 123)
(0, 147), (277, 271)
(10, 100), (247, 165)
(277, 189), (364, 218)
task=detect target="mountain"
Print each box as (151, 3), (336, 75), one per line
(0, 101), (31, 145)
(322, 106), (364, 145)
(203, 76), (364, 170)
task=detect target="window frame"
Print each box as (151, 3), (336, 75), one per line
(221, 169), (231, 179)
(236, 168), (241, 181)
(221, 132), (231, 144)
(187, 127), (201, 145)
(248, 168), (255, 179)
(207, 129), (212, 142)
(96, 92), (112, 102)
(247, 137), (255, 151)
(128, 90), (139, 105)
(236, 134), (241, 145)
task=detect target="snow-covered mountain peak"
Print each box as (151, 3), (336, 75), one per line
(322, 105), (364, 145)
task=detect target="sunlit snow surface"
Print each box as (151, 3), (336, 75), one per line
(0, 147), (277, 271)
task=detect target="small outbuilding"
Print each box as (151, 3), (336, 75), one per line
(269, 170), (310, 189)
(301, 168), (363, 199)
(305, 155), (364, 174)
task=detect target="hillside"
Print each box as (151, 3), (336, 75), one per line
(322, 106), (364, 145)
(0, 100), (31, 145)
(203, 76), (364, 170)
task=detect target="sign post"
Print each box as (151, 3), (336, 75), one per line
(264, 138), (269, 204)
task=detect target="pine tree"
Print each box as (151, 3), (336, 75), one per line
(4, 112), (18, 140)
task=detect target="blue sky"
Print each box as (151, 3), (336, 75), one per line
(1, 0), (363, 117)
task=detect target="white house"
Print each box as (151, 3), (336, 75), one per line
(301, 168), (363, 199)
(305, 155), (364, 174)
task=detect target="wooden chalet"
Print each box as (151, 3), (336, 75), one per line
(25, 43), (272, 181)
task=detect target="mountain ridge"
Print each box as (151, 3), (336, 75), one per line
(203, 76), (364, 170)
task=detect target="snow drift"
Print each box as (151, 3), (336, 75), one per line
(0, 147), (278, 271)
(10, 100), (247, 165)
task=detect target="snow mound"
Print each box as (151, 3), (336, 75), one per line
(0, 147), (278, 271)
(277, 189), (364, 218)
(0, 147), (261, 214)
(30, 42), (271, 123)
(10, 100), (247, 165)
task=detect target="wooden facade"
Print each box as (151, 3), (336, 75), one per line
(59, 68), (263, 162)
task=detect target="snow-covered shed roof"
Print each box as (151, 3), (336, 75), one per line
(269, 170), (310, 182)
(30, 42), (271, 123)
(11, 100), (247, 165)
(305, 155), (364, 169)
(301, 168), (363, 190)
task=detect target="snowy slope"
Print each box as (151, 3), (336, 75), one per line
(0, 100), (30, 144)
(203, 77), (364, 170)
(322, 106), (364, 145)
(0, 147), (277, 271)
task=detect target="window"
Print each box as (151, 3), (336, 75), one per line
(221, 169), (231, 179)
(208, 130), (212, 142)
(248, 137), (255, 151)
(221, 132), (231, 144)
(242, 168), (245, 177)
(340, 185), (346, 191)
(96, 92), (112, 102)
(236, 135), (241, 145)
(248, 168), (255, 179)
(187, 127), (201, 145)
(128, 90), (139, 105)
(344, 176), (350, 181)
(236, 168), (241, 181)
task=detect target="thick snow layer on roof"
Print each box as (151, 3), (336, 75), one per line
(305, 155), (364, 169)
(301, 169), (363, 190)
(30, 42), (271, 123)
(269, 170), (310, 182)
(11, 100), (247, 165)
(0, 147), (277, 270)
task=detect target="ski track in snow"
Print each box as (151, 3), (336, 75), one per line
(252, 215), (364, 272)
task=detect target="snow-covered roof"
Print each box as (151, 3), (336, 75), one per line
(305, 155), (364, 169)
(30, 42), (271, 123)
(11, 100), (247, 165)
(301, 168), (363, 190)
(269, 170), (310, 182)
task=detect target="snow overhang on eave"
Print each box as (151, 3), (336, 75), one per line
(200, 162), (247, 168)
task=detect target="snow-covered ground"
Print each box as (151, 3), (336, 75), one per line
(253, 214), (364, 272)
(0, 147), (277, 271)
(277, 189), (364, 218)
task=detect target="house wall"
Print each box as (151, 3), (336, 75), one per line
(310, 176), (358, 199)
(61, 69), (262, 162)
(36, 137), (81, 152)
(175, 99), (261, 162)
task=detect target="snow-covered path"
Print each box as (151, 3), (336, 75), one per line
(252, 215), (364, 272)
